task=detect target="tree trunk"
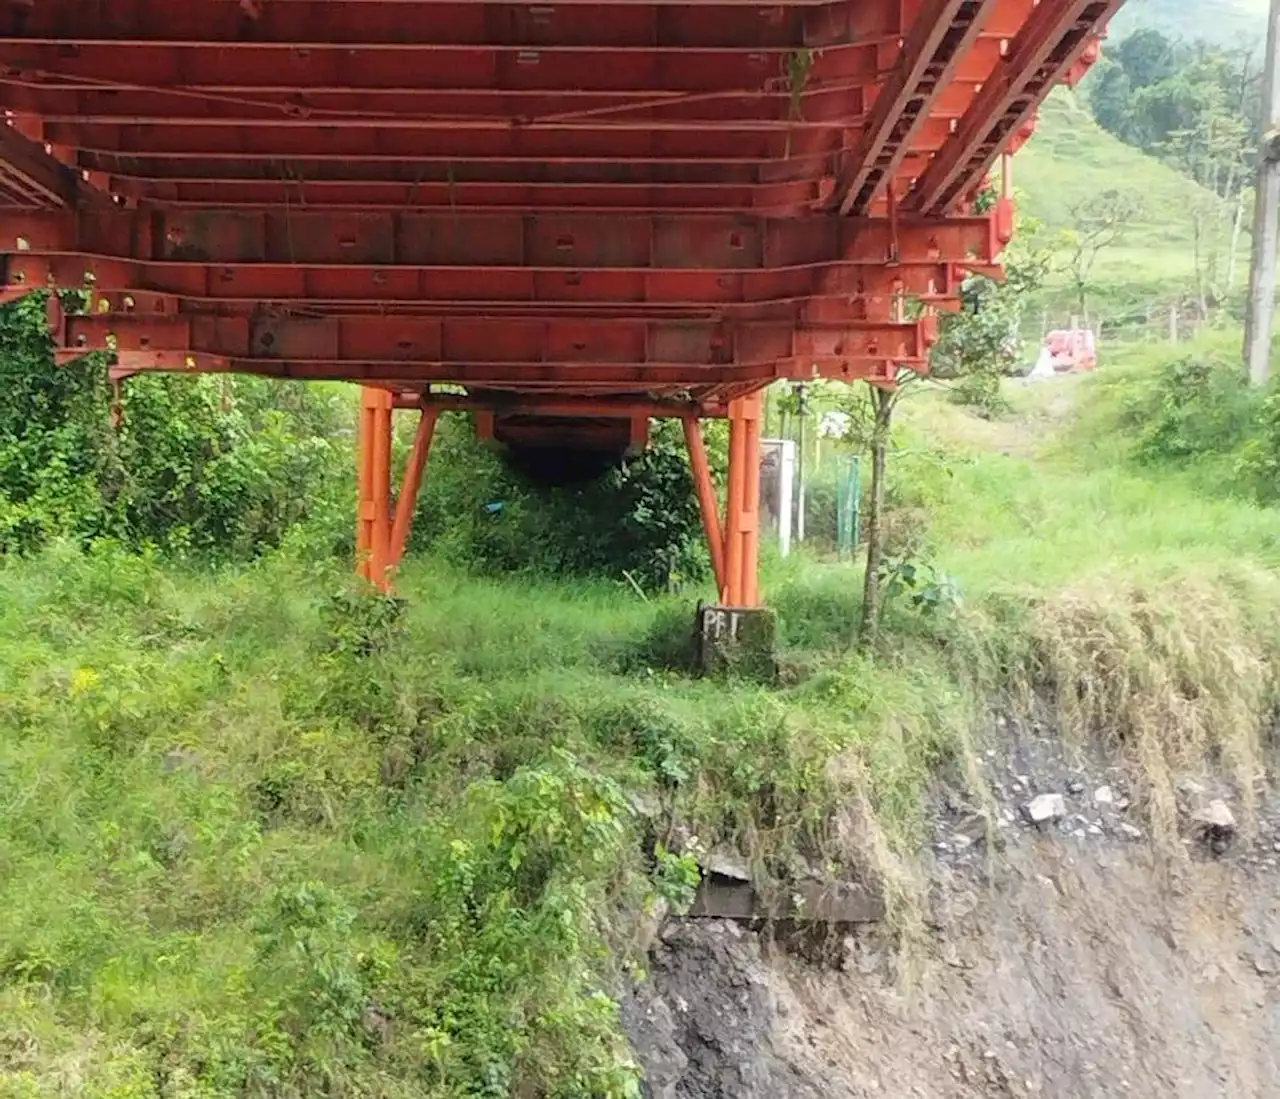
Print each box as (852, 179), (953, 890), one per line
(1193, 213), (1211, 320)
(857, 387), (894, 650)
(1228, 191), (1246, 291)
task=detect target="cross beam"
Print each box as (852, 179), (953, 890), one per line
(0, 209), (998, 271)
(906, 0), (1120, 214)
(831, 0), (999, 216)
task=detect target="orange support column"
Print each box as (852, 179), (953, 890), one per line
(723, 392), (763, 607)
(387, 406), (439, 570)
(723, 405), (746, 605)
(740, 395), (762, 608)
(356, 386), (394, 589)
(682, 415), (726, 600)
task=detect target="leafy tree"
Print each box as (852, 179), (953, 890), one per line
(1062, 189), (1146, 320)
(1086, 57), (1136, 138)
(1115, 27), (1183, 90)
(0, 293), (350, 558)
(839, 211), (1052, 647)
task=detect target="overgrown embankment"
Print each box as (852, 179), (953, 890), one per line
(3, 343), (1280, 1097)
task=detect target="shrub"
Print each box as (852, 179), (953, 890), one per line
(1235, 387), (1280, 504)
(412, 416), (712, 591)
(1129, 352), (1254, 466)
(0, 295), (351, 559)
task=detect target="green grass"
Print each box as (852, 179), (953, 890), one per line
(1014, 88), (1231, 319)
(4, 345), (1280, 1095)
(894, 381), (1280, 590)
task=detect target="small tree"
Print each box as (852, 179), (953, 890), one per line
(1063, 189), (1145, 321)
(845, 213), (1052, 649)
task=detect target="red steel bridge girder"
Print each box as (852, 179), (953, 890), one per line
(0, 208), (998, 271)
(54, 310), (933, 366)
(0, 0), (1125, 604)
(3, 252), (989, 314)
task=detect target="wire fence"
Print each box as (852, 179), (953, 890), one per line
(1021, 294), (1247, 356)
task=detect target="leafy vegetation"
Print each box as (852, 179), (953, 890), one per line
(6, 335), (1280, 1092)
(409, 416), (717, 592)
(0, 294), (352, 559)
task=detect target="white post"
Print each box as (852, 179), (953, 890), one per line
(1244, 0), (1280, 385)
(776, 439), (795, 558)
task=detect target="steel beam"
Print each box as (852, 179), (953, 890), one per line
(98, 177), (829, 215)
(37, 118), (958, 168)
(419, 394), (719, 418)
(0, 68), (993, 124)
(0, 40), (882, 95)
(54, 312), (930, 366)
(0, 0), (1031, 49)
(78, 348), (903, 388)
(906, 0), (1123, 214)
(831, 0), (999, 216)
(0, 119), (90, 208)
(2, 253), (983, 316)
(0, 209), (997, 270)
(0, 1), (806, 47)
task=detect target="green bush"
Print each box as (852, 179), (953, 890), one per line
(0, 294), (351, 559)
(0, 292), (718, 586)
(1128, 352), (1255, 466)
(1235, 388), (1280, 504)
(412, 416), (713, 592)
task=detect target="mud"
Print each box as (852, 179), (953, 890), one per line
(622, 725), (1280, 1097)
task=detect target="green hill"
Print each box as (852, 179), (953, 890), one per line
(1109, 0), (1266, 45)
(1013, 88), (1240, 326)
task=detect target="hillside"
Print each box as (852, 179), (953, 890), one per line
(1109, 0), (1266, 44)
(1013, 87), (1239, 327)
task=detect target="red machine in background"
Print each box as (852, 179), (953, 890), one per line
(1042, 327), (1099, 373)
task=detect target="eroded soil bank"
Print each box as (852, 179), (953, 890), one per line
(625, 840), (1279, 1098)
(624, 727), (1280, 1097)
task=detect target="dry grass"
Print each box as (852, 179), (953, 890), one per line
(1013, 566), (1279, 847)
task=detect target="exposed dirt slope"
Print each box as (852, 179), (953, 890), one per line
(624, 714), (1280, 1098)
(625, 838), (1279, 1098)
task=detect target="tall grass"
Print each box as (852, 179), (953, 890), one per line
(3, 345), (1279, 1095)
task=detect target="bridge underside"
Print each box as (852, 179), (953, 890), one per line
(0, 0), (1118, 602)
